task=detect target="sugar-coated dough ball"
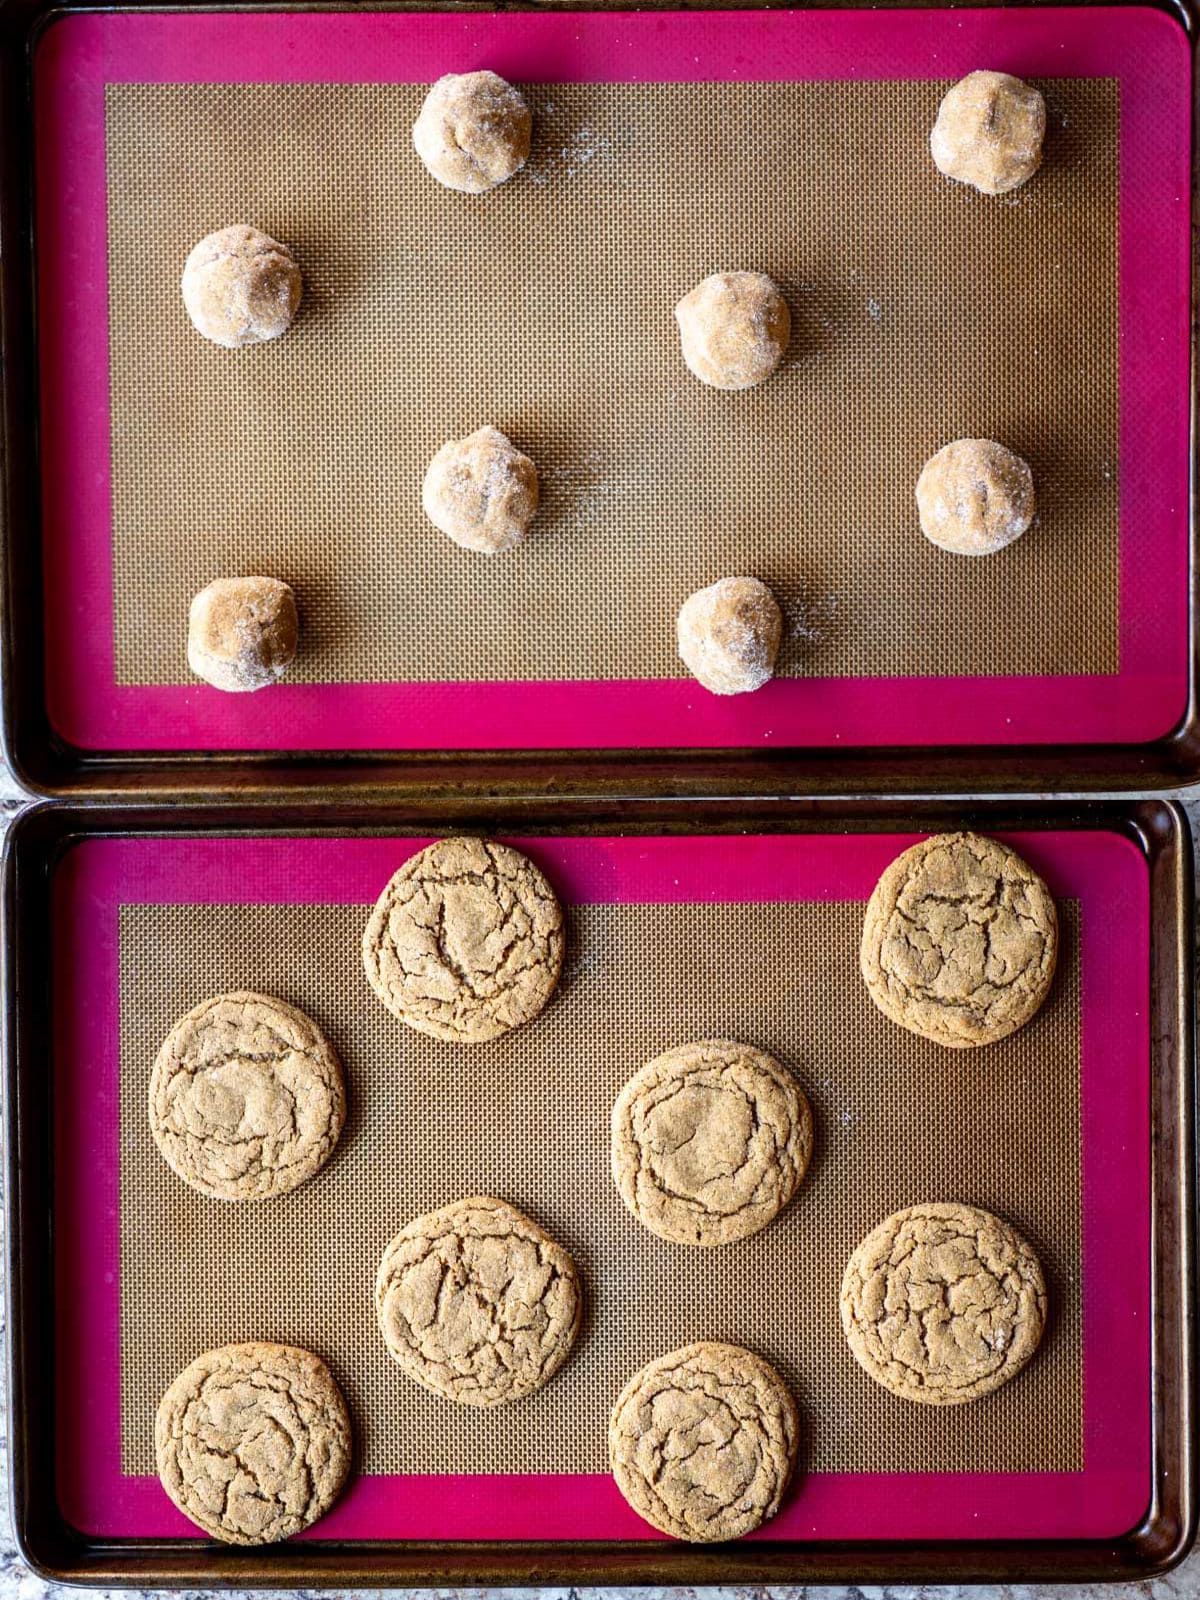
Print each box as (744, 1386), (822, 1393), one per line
(930, 71), (1046, 195)
(677, 577), (783, 696)
(916, 438), (1035, 556)
(423, 426), (539, 555)
(675, 272), (790, 390)
(181, 226), (302, 349)
(413, 71), (532, 194)
(188, 576), (298, 692)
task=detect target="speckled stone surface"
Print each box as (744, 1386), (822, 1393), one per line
(0, 762), (1195, 1598)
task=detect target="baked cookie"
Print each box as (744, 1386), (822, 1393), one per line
(375, 1196), (581, 1405)
(612, 1039), (812, 1246)
(362, 836), (564, 1043)
(860, 832), (1057, 1048)
(149, 991), (345, 1201)
(155, 1341), (352, 1544)
(841, 1202), (1047, 1405)
(610, 1341), (799, 1541)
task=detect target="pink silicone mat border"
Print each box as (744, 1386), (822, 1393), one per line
(52, 830), (1151, 1543)
(33, 7), (1191, 754)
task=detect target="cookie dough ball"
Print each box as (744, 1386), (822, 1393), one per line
(149, 991), (345, 1200)
(187, 576), (298, 693)
(861, 831), (1058, 1049)
(612, 1040), (813, 1246)
(610, 1342), (799, 1541)
(422, 426), (539, 554)
(675, 271), (790, 390)
(677, 576), (782, 696)
(376, 1197), (581, 1405)
(156, 1342), (352, 1544)
(916, 438), (1035, 556)
(931, 71), (1046, 195)
(413, 70), (532, 194)
(362, 836), (564, 1043)
(181, 225), (302, 349)
(841, 1202), (1047, 1405)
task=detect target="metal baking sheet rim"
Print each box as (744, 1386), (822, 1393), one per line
(0, 0), (1196, 796)
(2, 796), (1193, 1586)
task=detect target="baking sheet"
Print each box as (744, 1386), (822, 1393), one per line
(51, 830), (1151, 1543)
(34, 6), (1191, 752)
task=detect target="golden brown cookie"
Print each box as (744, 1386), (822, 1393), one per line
(609, 1341), (799, 1541)
(155, 1341), (352, 1544)
(375, 1196), (581, 1406)
(860, 831), (1057, 1048)
(362, 837), (564, 1044)
(840, 1202), (1047, 1405)
(149, 991), (345, 1201)
(612, 1040), (812, 1247)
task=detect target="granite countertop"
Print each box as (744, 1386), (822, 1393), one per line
(0, 767), (1195, 1600)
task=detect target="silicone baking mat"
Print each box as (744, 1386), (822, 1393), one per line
(34, 7), (1190, 753)
(52, 830), (1150, 1542)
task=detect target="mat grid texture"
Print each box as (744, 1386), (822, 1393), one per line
(106, 79), (1118, 689)
(119, 897), (1082, 1477)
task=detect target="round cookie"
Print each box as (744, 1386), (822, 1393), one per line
(840, 1202), (1047, 1405)
(155, 1341), (352, 1544)
(860, 831), (1058, 1049)
(181, 225), (302, 349)
(675, 271), (790, 390)
(413, 70), (532, 194)
(422, 426), (539, 554)
(609, 1342), (799, 1541)
(362, 836), (564, 1044)
(676, 576), (783, 695)
(149, 991), (345, 1200)
(187, 576), (299, 693)
(930, 70), (1046, 196)
(612, 1040), (813, 1246)
(916, 439), (1035, 556)
(375, 1196), (581, 1406)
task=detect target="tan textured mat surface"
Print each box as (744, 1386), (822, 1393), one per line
(106, 79), (1117, 687)
(119, 898), (1081, 1476)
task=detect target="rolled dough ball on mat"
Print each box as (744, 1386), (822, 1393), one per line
(187, 576), (298, 693)
(156, 1341), (352, 1544)
(930, 70), (1046, 195)
(413, 70), (532, 193)
(916, 438), (1035, 556)
(675, 271), (790, 389)
(181, 225), (302, 348)
(422, 426), (539, 554)
(677, 576), (782, 695)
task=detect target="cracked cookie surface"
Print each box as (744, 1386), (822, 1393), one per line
(362, 837), (564, 1043)
(609, 1341), (799, 1541)
(841, 1202), (1047, 1406)
(860, 832), (1057, 1048)
(155, 1341), (351, 1544)
(612, 1040), (813, 1247)
(375, 1196), (581, 1406)
(149, 991), (345, 1200)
